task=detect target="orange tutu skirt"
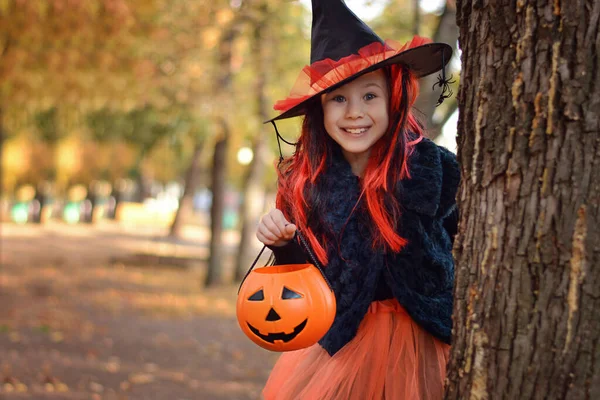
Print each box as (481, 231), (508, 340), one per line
(262, 299), (450, 400)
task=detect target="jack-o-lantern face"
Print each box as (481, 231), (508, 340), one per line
(236, 264), (336, 352)
(246, 286), (308, 344)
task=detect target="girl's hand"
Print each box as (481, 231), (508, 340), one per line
(256, 209), (297, 247)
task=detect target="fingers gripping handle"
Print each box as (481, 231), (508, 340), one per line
(238, 229), (333, 293)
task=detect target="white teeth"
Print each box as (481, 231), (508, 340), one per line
(345, 128), (368, 134)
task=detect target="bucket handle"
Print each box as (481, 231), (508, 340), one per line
(238, 230), (333, 293)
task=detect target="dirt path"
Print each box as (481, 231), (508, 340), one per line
(0, 222), (279, 400)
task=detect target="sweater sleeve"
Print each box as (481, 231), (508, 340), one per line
(442, 206), (459, 245)
(267, 237), (309, 265)
(438, 146), (459, 244)
(437, 146), (461, 219)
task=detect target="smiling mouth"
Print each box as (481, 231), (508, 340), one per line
(247, 319), (308, 344)
(342, 127), (369, 134)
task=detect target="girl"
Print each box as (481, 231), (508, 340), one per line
(256, 1), (459, 399)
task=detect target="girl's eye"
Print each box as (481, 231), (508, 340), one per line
(364, 93), (376, 100)
(333, 95), (346, 103)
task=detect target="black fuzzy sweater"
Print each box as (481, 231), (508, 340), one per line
(271, 138), (460, 356)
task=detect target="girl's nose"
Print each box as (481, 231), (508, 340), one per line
(345, 99), (364, 119)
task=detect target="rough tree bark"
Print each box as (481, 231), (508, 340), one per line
(234, 2), (269, 282)
(446, 1), (600, 399)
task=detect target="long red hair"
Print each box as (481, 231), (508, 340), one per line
(276, 65), (424, 265)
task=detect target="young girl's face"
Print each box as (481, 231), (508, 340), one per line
(321, 69), (389, 163)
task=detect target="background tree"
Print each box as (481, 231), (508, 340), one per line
(204, 2), (248, 287)
(86, 106), (193, 200)
(204, 0), (308, 286)
(412, 0), (459, 141)
(232, 0), (307, 281)
(0, 0), (213, 196)
(0, 0), (135, 194)
(234, 0), (271, 281)
(372, 1), (459, 141)
(446, 1), (599, 399)
(168, 128), (207, 238)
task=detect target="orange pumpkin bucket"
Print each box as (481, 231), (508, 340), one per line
(236, 232), (336, 352)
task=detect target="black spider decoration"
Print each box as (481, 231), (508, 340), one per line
(433, 72), (456, 107)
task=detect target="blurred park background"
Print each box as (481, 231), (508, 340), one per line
(0, 0), (460, 398)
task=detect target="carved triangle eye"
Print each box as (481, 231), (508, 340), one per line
(282, 286), (303, 299)
(248, 289), (264, 301)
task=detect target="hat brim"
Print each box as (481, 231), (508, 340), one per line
(266, 42), (452, 123)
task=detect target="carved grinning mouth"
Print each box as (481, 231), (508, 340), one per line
(247, 319), (308, 344)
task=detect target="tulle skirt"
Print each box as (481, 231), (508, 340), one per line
(262, 299), (450, 400)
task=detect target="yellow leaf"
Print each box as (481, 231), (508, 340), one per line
(50, 331), (64, 343)
(55, 383), (68, 392)
(129, 373), (155, 385)
(0, 0), (11, 15)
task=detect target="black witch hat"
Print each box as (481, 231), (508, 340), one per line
(268, 0), (453, 122)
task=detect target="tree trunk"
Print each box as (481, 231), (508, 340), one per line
(130, 148), (153, 203)
(169, 139), (204, 238)
(0, 107), (4, 195)
(204, 124), (229, 287)
(235, 3), (269, 281)
(414, 1), (459, 141)
(446, 1), (600, 399)
(413, 0), (421, 36)
(0, 38), (9, 173)
(204, 3), (245, 287)
(235, 136), (267, 281)
(133, 171), (153, 203)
